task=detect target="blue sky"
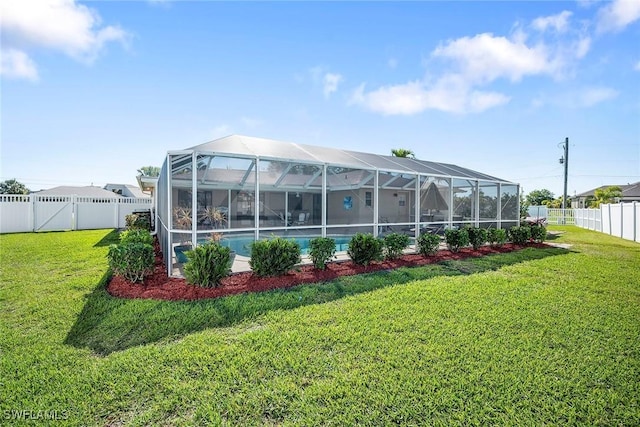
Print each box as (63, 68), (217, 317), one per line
(1, 1), (639, 197)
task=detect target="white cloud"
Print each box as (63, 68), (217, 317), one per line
(323, 73), (343, 98)
(0, 48), (38, 81)
(0, 0), (128, 80)
(432, 33), (559, 83)
(532, 87), (619, 109)
(579, 87), (619, 107)
(147, 0), (172, 7)
(350, 6), (623, 116)
(532, 11), (573, 33)
(635, 60), (640, 71)
(349, 77), (510, 115)
(574, 36), (592, 59)
(596, 0), (640, 33)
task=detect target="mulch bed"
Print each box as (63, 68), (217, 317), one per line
(107, 240), (547, 301)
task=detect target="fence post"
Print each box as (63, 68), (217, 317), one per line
(619, 202), (624, 240)
(31, 195), (36, 232)
(115, 198), (120, 229)
(71, 195), (76, 231)
(633, 202), (637, 243)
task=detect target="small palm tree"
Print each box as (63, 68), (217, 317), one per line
(589, 186), (622, 208)
(173, 206), (193, 230)
(199, 207), (227, 229)
(391, 148), (415, 159)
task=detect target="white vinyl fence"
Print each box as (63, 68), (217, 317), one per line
(536, 203), (639, 243)
(0, 194), (152, 234)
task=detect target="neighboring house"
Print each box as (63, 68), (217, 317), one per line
(104, 183), (150, 198)
(33, 184), (151, 198)
(34, 185), (123, 198)
(571, 181), (640, 208)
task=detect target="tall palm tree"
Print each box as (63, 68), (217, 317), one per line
(391, 148), (415, 158)
(137, 166), (161, 177)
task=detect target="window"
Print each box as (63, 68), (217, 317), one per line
(365, 191), (372, 207)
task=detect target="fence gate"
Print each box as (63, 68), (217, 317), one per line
(34, 195), (74, 231)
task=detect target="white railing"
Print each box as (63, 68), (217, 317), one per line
(0, 195), (152, 233)
(545, 208), (576, 225)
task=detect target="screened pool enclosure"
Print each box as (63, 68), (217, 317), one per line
(156, 135), (519, 275)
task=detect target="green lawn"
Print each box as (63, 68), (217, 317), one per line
(1, 227), (638, 426)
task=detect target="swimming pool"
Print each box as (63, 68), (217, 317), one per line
(216, 235), (354, 257)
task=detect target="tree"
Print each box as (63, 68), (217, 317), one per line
(519, 193), (529, 219)
(589, 186), (622, 208)
(526, 189), (554, 206)
(391, 148), (415, 158)
(137, 166), (160, 177)
(544, 195), (571, 209)
(0, 179), (30, 195)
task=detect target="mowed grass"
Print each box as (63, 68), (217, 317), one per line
(0, 227), (638, 425)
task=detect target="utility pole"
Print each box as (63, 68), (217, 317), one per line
(559, 137), (569, 224)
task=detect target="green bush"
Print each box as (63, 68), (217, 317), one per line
(467, 227), (488, 250)
(417, 232), (440, 256)
(382, 233), (410, 260)
(125, 213), (150, 231)
(249, 237), (301, 277)
(184, 241), (231, 287)
(509, 226), (531, 245)
(444, 228), (469, 253)
(530, 225), (547, 243)
(119, 229), (153, 246)
(107, 242), (154, 283)
(487, 228), (507, 247)
(308, 237), (336, 270)
(347, 233), (383, 266)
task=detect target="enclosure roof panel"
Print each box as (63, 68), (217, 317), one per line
(188, 134), (514, 183)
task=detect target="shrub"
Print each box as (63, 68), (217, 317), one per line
(444, 228), (469, 253)
(467, 227), (488, 250)
(249, 237), (301, 277)
(125, 213), (150, 231)
(417, 232), (441, 256)
(382, 233), (410, 260)
(530, 224), (547, 243)
(347, 233), (383, 266)
(487, 228), (507, 247)
(509, 226), (531, 245)
(107, 242), (154, 283)
(119, 229), (153, 246)
(308, 237), (336, 270)
(184, 241), (231, 287)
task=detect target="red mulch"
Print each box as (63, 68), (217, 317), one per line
(107, 240), (548, 301)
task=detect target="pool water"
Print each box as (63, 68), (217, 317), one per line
(212, 236), (353, 257)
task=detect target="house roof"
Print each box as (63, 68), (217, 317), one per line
(573, 185), (614, 198)
(622, 182), (640, 198)
(572, 181), (640, 199)
(105, 183), (149, 198)
(34, 186), (123, 198)
(183, 134), (514, 184)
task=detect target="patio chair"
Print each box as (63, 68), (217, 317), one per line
(295, 212), (309, 225)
